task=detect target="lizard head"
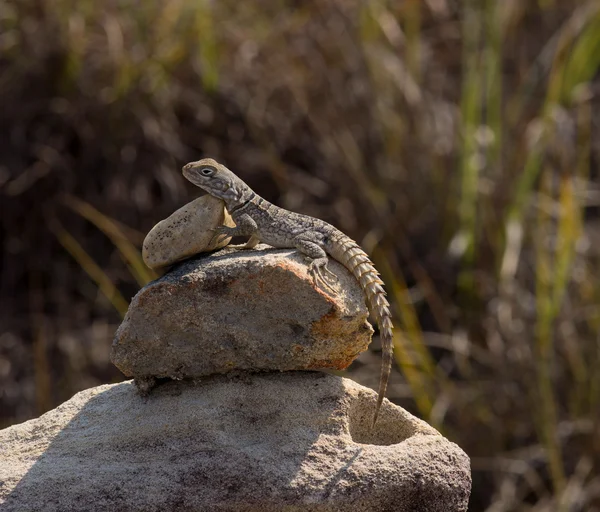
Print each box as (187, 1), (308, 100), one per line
(182, 158), (249, 204)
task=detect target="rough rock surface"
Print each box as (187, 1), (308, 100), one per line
(112, 245), (373, 380)
(142, 195), (235, 269)
(0, 372), (471, 511)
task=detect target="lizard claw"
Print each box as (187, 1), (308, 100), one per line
(309, 260), (337, 293)
(322, 264), (339, 283)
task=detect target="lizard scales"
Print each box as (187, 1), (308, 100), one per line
(183, 158), (393, 425)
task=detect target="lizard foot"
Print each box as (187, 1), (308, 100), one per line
(321, 263), (339, 283)
(308, 259), (337, 293)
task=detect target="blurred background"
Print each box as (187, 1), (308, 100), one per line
(1, 0), (599, 509)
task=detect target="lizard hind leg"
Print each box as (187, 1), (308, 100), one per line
(294, 238), (338, 292)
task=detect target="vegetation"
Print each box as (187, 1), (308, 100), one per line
(1, 0), (599, 509)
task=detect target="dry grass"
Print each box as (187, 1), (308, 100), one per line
(1, 0), (600, 509)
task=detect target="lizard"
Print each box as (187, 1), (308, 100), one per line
(182, 158), (393, 425)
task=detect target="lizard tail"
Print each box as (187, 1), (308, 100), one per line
(326, 233), (393, 426)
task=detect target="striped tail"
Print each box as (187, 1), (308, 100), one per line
(326, 232), (394, 426)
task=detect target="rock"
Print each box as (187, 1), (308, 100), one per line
(0, 372), (471, 511)
(112, 245), (373, 380)
(142, 195), (235, 270)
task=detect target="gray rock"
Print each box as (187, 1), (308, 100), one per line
(142, 195), (235, 270)
(112, 245), (373, 380)
(0, 372), (471, 511)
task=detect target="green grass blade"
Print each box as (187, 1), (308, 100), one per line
(48, 217), (129, 318)
(62, 195), (157, 287)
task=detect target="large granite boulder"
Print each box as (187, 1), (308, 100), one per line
(0, 372), (471, 511)
(111, 245), (373, 382)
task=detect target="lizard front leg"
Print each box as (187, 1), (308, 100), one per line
(213, 213), (258, 241)
(294, 237), (338, 292)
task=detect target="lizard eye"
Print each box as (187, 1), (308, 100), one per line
(201, 167), (214, 176)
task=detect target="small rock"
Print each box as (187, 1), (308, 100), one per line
(112, 245), (373, 380)
(142, 195), (235, 270)
(0, 372), (471, 511)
